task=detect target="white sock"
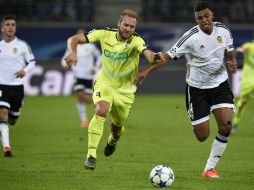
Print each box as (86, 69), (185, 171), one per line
(0, 123), (10, 149)
(204, 133), (228, 172)
(76, 101), (87, 121)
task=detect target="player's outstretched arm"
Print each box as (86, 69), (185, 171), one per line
(135, 52), (171, 85)
(65, 33), (87, 66)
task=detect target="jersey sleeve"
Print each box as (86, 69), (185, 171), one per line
(243, 42), (250, 49)
(135, 36), (147, 54)
(87, 29), (105, 43)
(167, 32), (190, 60)
(23, 43), (36, 73)
(224, 28), (234, 52)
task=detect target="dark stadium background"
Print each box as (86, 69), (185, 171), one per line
(0, 0), (253, 95)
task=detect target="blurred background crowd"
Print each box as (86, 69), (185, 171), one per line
(0, 0), (253, 95)
(0, 0), (253, 24)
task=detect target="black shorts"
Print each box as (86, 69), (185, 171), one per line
(0, 84), (24, 119)
(185, 80), (235, 125)
(73, 78), (93, 94)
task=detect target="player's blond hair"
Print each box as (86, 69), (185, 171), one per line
(119, 9), (138, 22)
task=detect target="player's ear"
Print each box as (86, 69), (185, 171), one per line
(211, 11), (214, 20)
(194, 13), (198, 24)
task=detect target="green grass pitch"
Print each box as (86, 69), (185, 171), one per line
(0, 95), (254, 190)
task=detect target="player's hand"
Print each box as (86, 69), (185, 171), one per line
(64, 52), (78, 66)
(154, 52), (165, 63)
(227, 60), (237, 74)
(15, 70), (26, 78)
(134, 70), (148, 85)
(90, 68), (97, 75)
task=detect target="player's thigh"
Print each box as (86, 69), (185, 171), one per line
(73, 78), (92, 92)
(210, 80), (234, 109)
(0, 84), (23, 122)
(209, 81), (234, 134)
(192, 120), (210, 141)
(92, 82), (113, 114)
(0, 108), (8, 122)
(8, 85), (24, 124)
(186, 84), (211, 126)
(0, 85), (10, 121)
(110, 92), (135, 127)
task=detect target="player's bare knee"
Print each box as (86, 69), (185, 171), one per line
(219, 121), (232, 136)
(95, 101), (109, 117)
(196, 134), (208, 142)
(0, 109), (8, 121)
(194, 130), (209, 142)
(0, 116), (8, 123)
(95, 106), (109, 117)
(193, 126), (209, 142)
(95, 109), (108, 117)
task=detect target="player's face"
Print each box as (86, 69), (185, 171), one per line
(1, 19), (16, 39)
(195, 8), (214, 34)
(118, 15), (136, 40)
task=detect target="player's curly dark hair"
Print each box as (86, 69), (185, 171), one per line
(194, 1), (210, 12)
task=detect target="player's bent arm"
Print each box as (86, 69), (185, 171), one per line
(142, 52), (172, 74)
(65, 33), (88, 66)
(145, 52), (171, 73)
(67, 33), (87, 53)
(135, 52), (172, 85)
(226, 50), (238, 74)
(143, 49), (156, 63)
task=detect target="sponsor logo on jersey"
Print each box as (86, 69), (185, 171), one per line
(104, 49), (128, 60)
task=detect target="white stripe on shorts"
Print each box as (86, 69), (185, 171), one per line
(191, 115), (210, 125)
(9, 110), (20, 116)
(210, 103), (235, 112)
(0, 101), (10, 108)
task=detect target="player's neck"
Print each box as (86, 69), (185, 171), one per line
(202, 25), (213, 35)
(116, 32), (128, 42)
(4, 35), (15, 43)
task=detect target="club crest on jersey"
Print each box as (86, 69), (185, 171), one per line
(125, 42), (130, 48)
(13, 47), (18, 54)
(217, 36), (223, 44)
